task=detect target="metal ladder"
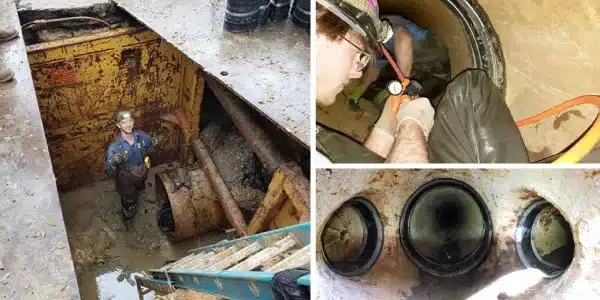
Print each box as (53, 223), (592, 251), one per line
(135, 223), (310, 299)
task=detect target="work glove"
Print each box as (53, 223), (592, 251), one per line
(347, 87), (367, 111)
(111, 152), (127, 166)
(151, 137), (159, 148)
(396, 97), (435, 139)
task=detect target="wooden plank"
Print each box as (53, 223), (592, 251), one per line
(176, 251), (216, 270)
(167, 252), (205, 269)
(281, 163), (310, 222)
(248, 168), (288, 235)
(205, 242), (262, 271)
(189, 245), (238, 269)
(264, 245), (310, 272)
(229, 235), (297, 271)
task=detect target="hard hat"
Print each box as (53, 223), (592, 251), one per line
(115, 110), (133, 122)
(317, 0), (393, 49)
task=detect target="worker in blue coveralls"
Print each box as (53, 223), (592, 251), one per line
(105, 110), (156, 225)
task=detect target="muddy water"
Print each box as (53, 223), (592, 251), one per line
(59, 166), (228, 300)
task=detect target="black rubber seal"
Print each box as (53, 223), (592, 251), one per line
(515, 199), (575, 278)
(400, 178), (493, 277)
(321, 196), (384, 277)
(439, 0), (506, 93)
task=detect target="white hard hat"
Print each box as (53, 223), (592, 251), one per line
(317, 0), (393, 49)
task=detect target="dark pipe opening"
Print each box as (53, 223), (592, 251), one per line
(400, 178), (493, 277)
(321, 197), (384, 277)
(516, 199), (575, 278)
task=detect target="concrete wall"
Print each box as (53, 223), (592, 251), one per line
(315, 169), (600, 299)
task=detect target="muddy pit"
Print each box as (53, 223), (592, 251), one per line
(15, 3), (308, 299)
(59, 165), (228, 300)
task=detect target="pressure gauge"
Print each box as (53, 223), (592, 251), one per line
(387, 80), (403, 95)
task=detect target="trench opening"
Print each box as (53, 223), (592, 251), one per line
(378, 0), (504, 92)
(400, 178), (493, 277)
(320, 196), (384, 276)
(19, 3), (308, 299)
(516, 199), (575, 278)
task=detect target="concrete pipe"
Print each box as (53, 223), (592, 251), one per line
(155, 167), (228, 241)
(379, 0), (600, 160)
(316, 169), (595, 300)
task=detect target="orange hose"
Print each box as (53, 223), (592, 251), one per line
(516, 95), (600, 163)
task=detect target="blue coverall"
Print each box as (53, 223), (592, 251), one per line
(105, 129), (155, 219)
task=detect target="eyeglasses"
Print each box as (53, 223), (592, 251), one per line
(342, 36), (371, 72)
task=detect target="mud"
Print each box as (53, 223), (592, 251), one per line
(59, 165), (227, 300)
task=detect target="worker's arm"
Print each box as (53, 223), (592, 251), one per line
(105, 144), (119, 178)
(386, 97), (435, 163)
(364, 97), (434, 162)
(393, 26), (413, 76)
(364, 96), (398, 157)
(386, 120), (429, 163)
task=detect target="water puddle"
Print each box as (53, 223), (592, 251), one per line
(95, 270), (154, 300)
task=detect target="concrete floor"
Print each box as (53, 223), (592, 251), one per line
(15, 0), (108, 11)
(0, 0), (79, 298)
(315, 169), (600, 299)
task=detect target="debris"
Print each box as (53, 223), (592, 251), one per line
(0, 260), (3, 270)
(26, 231), (46, 238)
(24, 189), (33, 196)
(46, 219), (56, 227)
(57, 242), (65, 249)
(0, 272), (10, 285)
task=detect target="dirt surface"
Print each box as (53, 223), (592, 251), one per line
(60, 166), (228, 300)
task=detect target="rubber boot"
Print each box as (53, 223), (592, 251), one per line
(0, 27), (19, 43)
(0, 64), (14, 83)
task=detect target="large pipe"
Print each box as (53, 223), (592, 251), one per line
(205, 75), (286, 174)
(192, 138), (248, 236)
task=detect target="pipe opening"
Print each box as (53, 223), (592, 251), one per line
(400, 178), (492, 277)
(516, 199), (575, 278)
(321, 196), (384, 276)
(379, 0), (505, 92)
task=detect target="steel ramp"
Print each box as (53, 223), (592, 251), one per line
(136, 223), (310, 300)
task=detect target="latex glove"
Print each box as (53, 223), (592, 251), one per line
(364, 96), (399, 157)
(372, 95), (399, 135)
(396, 97), (434, 139)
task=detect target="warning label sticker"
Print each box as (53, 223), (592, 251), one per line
(46, 67), (79, 87)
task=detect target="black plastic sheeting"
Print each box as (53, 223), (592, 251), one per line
(270, 268), (310, 300)
(225, 0), (310, 32)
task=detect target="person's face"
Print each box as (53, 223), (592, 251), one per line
(117, 118), (134, 134)
(316, 31), (369, 106)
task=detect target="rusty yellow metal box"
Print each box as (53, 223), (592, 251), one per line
(27, 27), (203, 191)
